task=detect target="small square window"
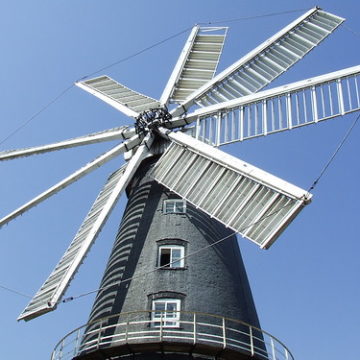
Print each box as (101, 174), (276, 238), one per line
(163, 199), (186, 214)
(159, 245), (184, 268)
(152, 299), (181, 327)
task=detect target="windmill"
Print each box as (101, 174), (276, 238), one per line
(1, 6), (360, 360)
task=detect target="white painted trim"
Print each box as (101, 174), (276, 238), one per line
(171, 7), (336, 117)
(158, 245), (185, 268)
(18, 134), (154, 321)
(160, 26), (200, 106)
(76, 80), (139, 118)
(0, 127), (135, 161)
(151, 299), (181, 328)
(163, 199), (187, 214)
(160, 128), (311, 201)
(50, 135), (154, 310)
(0, 134), (141, 228)
(170, 65), (360, 126)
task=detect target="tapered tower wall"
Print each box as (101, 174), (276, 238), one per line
(79, 157), (263, 359)
(88, 157), (260, 325)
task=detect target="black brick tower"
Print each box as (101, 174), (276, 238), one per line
(76, 158), (266, 360)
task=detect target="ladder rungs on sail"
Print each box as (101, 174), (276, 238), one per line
(153, 131), (311, 249)
(194, 9), (344, 105)
(76, 76), (160, 117)
(171, 7), (344, 116)
(18, 165), (127, 321)
(0, 126), (134, 161)
(160, 26), (227, 105)
(173, 65), (360, 146)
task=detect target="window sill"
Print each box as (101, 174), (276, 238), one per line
(162, 212), (187, 215)
(158, 267), (188, 271)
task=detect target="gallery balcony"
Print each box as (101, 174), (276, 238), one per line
(51, 310), (293, 360)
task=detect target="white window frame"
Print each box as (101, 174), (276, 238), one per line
(163, 199), (186, 214)
(158, 245), (185, 268)
(151, 298), (181, 327)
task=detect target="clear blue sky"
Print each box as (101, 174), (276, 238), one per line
(0, 1), (359, 359)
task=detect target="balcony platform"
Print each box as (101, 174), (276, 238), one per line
(51, 311), (293, 360)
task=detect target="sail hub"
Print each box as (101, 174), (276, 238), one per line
(135, 107), (172, 135)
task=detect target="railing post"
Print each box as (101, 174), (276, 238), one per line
(97, 320), (103, 349)
(222, 317), (226, 349)
(59, 339), (64, 359)
(73, 329), (81, 357)
(125, 314), (129, 342)
(160, 311), (163, 342)
(193, 313), (197, 345)
(50, 349), (56, 360)
(271, 337), (276, 360)
(249, 326), (254, 356)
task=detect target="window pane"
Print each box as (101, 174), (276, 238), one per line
(165, 321), (176, 326)
(155, 303), (165, 311)
(159, 246), (184, 268)
(166, 302), (177, 311)
(165, 202), (174, 213)
(166, 302), (177, 323)
(160, 249), (171, 267)
(154, 302), (165, 319)
(175, 202), (184, 212)
(152, 299), (180, 327)
(164, 200), (186, 214)
(171, 249), (182, 267)
(172, 249), (181, 258)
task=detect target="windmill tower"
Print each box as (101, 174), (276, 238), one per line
(1, 6), (359, 360)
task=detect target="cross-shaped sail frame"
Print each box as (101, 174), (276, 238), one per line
(0, 7), (358, 322)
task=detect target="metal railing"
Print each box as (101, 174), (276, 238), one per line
(51, 311), (294, 360)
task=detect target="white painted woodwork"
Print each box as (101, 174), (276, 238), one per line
(0, 127), (135, 161)
(169, 65), (360, 146)
(153, 130), (311, 248)
(18, 135), (153, 321)
(171, 8), (344, 117)
(77, 76), (160, 117)
(160, 26), (227, 105)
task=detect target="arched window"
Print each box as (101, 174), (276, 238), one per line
(158, 245), (185, 268)
(163, 199), (186, 214)
(151, 298), (181, 327)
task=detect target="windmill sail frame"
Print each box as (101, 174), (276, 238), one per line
(0, 7), (358, 322)
(153, 129), (311, 248)
(18, 135), (153, 321)
(171, 7), (345, 116)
